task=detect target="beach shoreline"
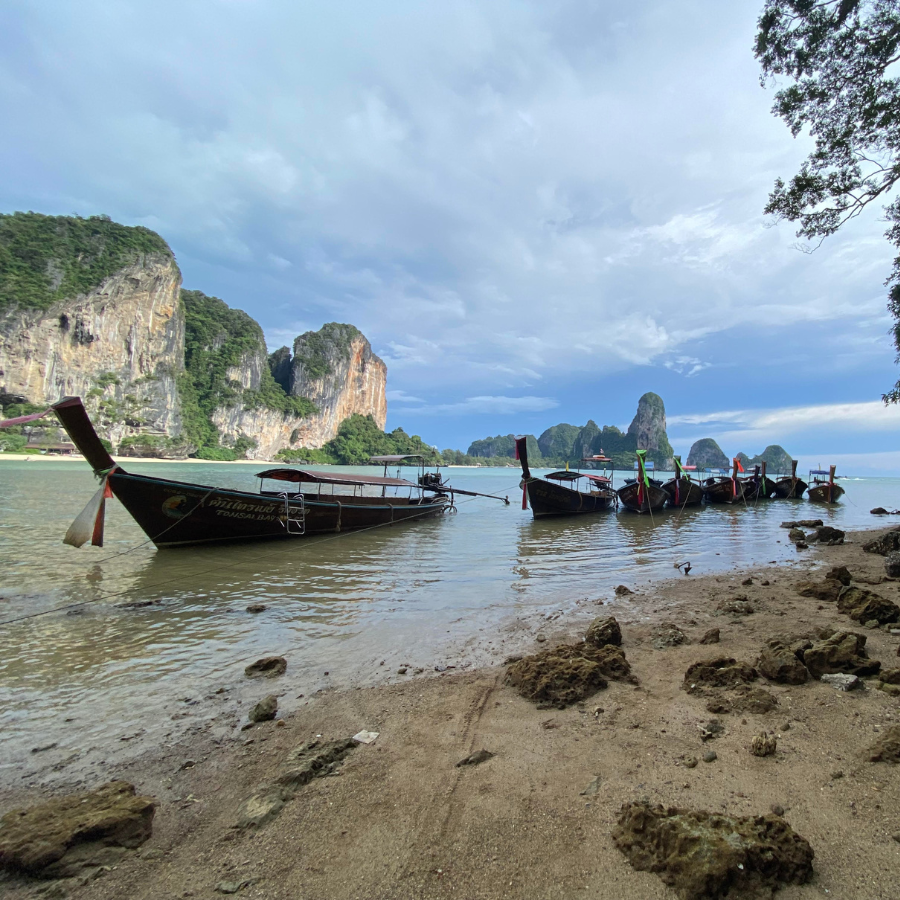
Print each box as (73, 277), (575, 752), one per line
(2, 523), (900, 899)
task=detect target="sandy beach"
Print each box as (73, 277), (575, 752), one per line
(2, 524), (900, 899)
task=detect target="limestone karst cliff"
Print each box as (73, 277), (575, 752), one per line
(0, 212), (387, 459)
(686, 438), (729, 469)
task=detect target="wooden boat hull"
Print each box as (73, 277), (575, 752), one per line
(771, 477), (808, 499)
(807, 482), (845, 503)
(109, 471), (450, 548)
(524, 477), (616, 517)
(662, 478), (704, 507)
(617, 481), (668, 513)
(703, 478), (745, 504)
(741, 475), (777, 501)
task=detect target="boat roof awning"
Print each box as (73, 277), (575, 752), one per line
(369, 454), (426, 463)
(581, 455), (612, 463)
(546, 471), (611, 484)
(809, 469), (832, 476)
(256, 468), (417, 488)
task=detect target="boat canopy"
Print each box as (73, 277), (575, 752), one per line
(581, 455), (612, 463)
(809, 469), (832, 476)
(546, 471), (611, 484)
(369, 454), (428, 463)
(256, 468), (418, 488)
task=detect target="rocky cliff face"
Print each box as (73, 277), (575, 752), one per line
(0, 253), (185, 445)
(686, 438), (729, 469)
(0, 214), (389, 460)
(288, 323), (387, 447)
(211, 323), (387, 458)
(627, 392), (674, 467)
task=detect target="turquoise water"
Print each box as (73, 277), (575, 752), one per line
(0, 459), (896, 781)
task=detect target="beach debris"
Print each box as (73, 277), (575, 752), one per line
(715, 598), (754, 616)
(820, 673), (863, 691)
(0, 781), (156, 878)
(245, 603), (266, 613)
(611, 801), (814, 899)
(352, 731), (379, 745)
(794, 579), (842, 602)
(699, 719), (724, 741)
(837, 586), (900, 625)
(780, 519), (823, 529)
(651, 623), (688, 649)
(681, 755), (698, 768)
(585, 615), (622, 648)
(675, 561), (692, 575)
(750, 732), (777, 757)
(885, 553), (900, 578)
(456, 749), (493, 767)
(249, 695), (278, 723)
(683, 657), (757, 693)
(580, 775), (602, 795)
(801, 631), (881, 678)
(863, 530), (900, 555)
(868, 725), (900, 763)
(244, 656), (286, 679)
(807, 525), (845, 545)
(757, 640), (809, 685)
(614, 585), (633, 596)
(699, 628), (720, 645)
(825, 566), (852, 586)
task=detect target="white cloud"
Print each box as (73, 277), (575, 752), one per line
(400, 395), (559, 416)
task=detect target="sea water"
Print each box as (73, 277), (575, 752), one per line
(0, 459), (896, 782)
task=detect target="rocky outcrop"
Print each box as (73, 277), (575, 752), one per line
(289, 323), (386, 447)
(627, 392), (674, 468)
(0, 253), (185, 446)
(687, 438), (729, 469)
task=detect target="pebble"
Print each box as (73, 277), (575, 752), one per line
(831, 770), (844, 779)
(702, 750), (717, 763)
(682, 756), (698, 769)
(536, 634), (547, 643)
(397, 667), (408, 675)
(821, 673), (863, 692)
(770, 804), (785, 816)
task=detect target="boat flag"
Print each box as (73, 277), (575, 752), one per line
(735, 458), (744, 473)
(636, 450), (649, 505)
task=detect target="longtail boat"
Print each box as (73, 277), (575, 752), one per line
(662, 456), (703, 507)
(741, 461), (777, 501)
(1, 397), (472, 548)
(515, 437), (616, 517)
(703, 458), (745, 504)
(771, 460), (807, 499)
(807, 465), (845, 503)
(617, 450), (668, 513)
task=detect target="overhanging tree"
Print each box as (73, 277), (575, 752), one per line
(755, 0), (900, 399)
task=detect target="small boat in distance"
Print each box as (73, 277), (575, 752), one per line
(772, 460), (807, 499)
(9, 397), (466, 548)
(703, 459), (745, 504)
(515, 437), (617, 517)
(617, 450), (668, 514)
(662, 456), (704, 507)
(807, 465), (845, 503)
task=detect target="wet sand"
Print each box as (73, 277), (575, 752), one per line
(2, 524), (900, 899)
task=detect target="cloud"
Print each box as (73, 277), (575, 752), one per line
(1, 1), (899, 452)
(396, 395), (559, 416)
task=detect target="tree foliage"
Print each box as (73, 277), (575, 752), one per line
(755, 0), (900, 399)
(0, 212), (172, 311)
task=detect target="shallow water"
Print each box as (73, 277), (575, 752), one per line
(0, 460), (896, 781)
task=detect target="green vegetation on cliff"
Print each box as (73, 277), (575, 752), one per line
(179, 290), (315, 453)
(276, 413), (439, 465)
(0, 212), (172, 311)
(293, 323), (361, 381)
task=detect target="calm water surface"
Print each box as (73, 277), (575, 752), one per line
(0, 459), (896, 779)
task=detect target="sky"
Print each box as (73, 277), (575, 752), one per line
(2, 0), (900, 473)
